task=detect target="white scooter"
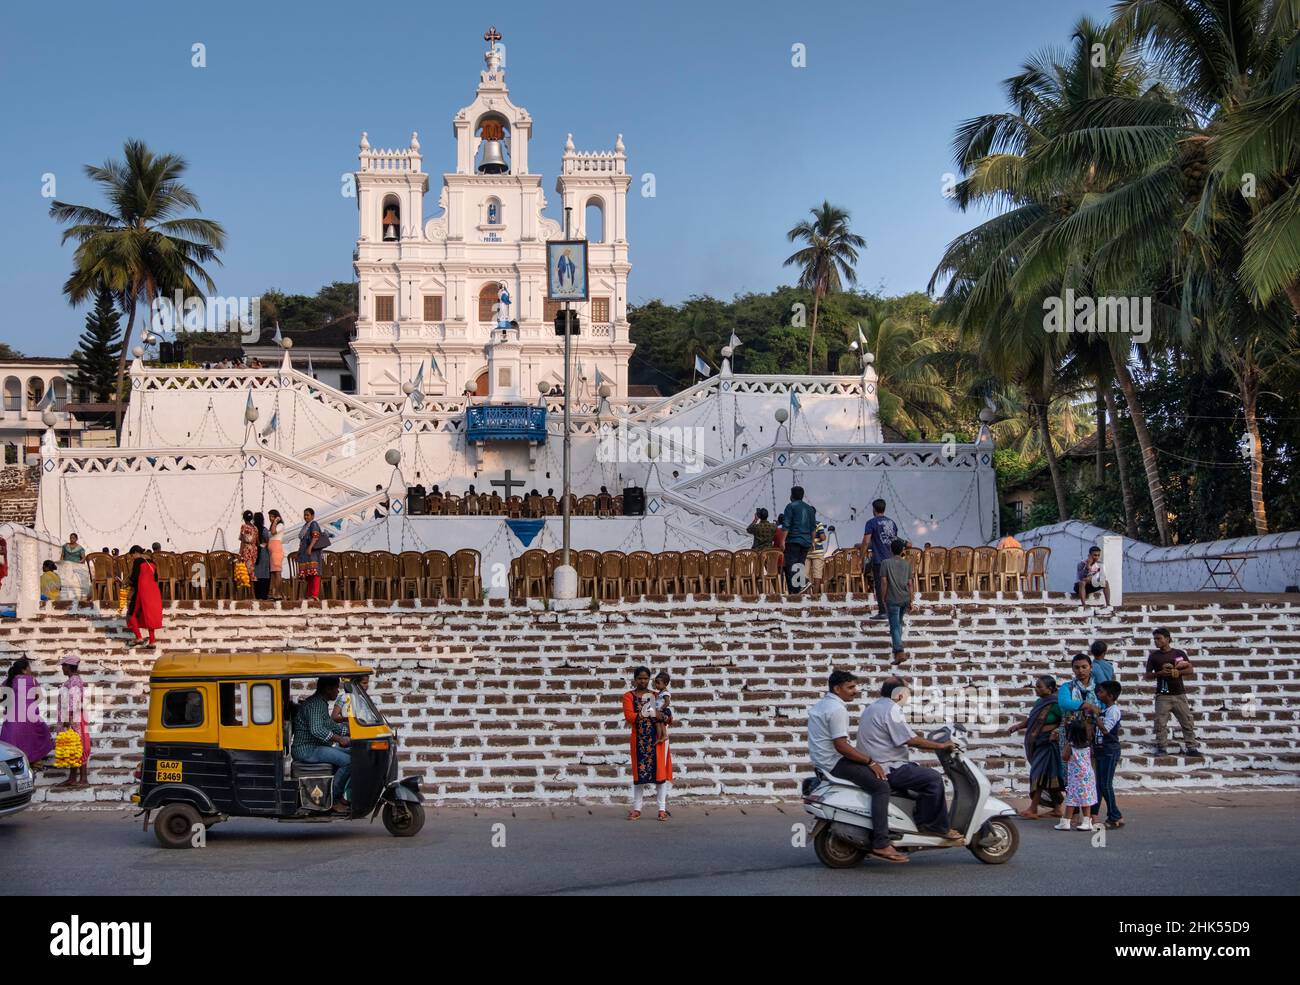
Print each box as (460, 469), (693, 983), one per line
(802, 724), (1019, 867)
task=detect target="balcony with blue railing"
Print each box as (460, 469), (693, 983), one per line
(465, 404), (548, 444)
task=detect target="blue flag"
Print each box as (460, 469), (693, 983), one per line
(694, 354), (711, 378)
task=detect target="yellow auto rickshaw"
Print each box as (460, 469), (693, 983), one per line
(134, 652), (424, 848)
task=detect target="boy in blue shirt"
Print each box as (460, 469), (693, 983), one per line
(1095, 680), (1124, 829)
(1089, 640), (1116, 684)
(860, 498), (898, 620)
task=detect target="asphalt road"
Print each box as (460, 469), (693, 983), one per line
(3, 792), (1297, 895)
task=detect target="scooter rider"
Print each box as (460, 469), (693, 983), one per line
(856, 678), (964, 842)
(806, 670), (910, 864)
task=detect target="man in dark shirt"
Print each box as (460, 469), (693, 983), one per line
(780, 486), (817, 593)
(746, 508), (775, 550)
(1144, 627), (1200, 756)
(292, 676), (353, 810)
(860, 498), (898, 619)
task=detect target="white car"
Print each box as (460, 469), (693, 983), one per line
(0, 740), (35, 819)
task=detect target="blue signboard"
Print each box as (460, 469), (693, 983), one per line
(465, 404), (547, 443)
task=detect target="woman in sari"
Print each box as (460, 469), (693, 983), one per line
(298, 508), (323, 599)
(124, 545), (163, 648)
(1, 657), (54, 766)
(1007, 675), (1063, 819)
(622, 667), (673, 821)
(238, 510), (259, 584)
(267, 509), (285, 600)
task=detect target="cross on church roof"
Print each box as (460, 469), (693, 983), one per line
(484, 26), (502, 44)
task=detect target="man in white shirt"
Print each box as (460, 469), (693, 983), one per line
(806, 670), (909, 864)
(856, 678), (962, 841)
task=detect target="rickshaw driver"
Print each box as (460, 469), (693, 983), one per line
(292, 676), (353, 812)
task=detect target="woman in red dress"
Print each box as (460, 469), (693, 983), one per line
(124, 545), (163, 648)
(622, 666), (673, 821)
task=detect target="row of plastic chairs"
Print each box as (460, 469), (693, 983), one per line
(84, 549), (484, 602)
(900, 545), (1050, 594)
(509, 548), (793, 599)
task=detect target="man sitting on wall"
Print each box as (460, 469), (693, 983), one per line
(1075, 545), (1112, 610)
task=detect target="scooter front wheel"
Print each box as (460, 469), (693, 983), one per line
(969, 817), (1019, 864)
(813, 824), (866, 868)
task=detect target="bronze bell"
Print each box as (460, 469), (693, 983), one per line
(478, 140), (508, 174)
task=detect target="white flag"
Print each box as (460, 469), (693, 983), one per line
(729, 332), (742, 349)
(306, 354), (315, 379)
(857, 322), (868, 349)
(272, 321), (283, 345)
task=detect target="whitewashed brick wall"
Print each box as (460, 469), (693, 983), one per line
(5, 593), (1298, 806)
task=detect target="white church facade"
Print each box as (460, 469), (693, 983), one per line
(20, 29), (1004, 601)
(352, 29), (633, 402)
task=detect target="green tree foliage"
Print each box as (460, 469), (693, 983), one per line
(69, 286), (124, 401)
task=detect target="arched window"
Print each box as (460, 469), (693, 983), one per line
(585, 198), (605, 244)
(473, 370), (490, 396)
(25, 377), (44, 410)
(381, 195), (401, 242)
(477, 283), (500, 324)
(51, 378), (68, 409)
(2, 376), (19, 412)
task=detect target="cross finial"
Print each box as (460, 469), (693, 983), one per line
(484, 26), (502, 44)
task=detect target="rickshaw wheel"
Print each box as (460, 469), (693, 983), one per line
(382, 801), (425, 837)
(154, 803), (203, 849)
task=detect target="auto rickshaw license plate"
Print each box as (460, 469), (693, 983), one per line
(156, 760), (183, 783)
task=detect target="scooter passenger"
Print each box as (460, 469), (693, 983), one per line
(856, 678), (963, 842)
(806, 670), (910, 864)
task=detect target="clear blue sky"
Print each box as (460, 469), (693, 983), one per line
(0, 0), (1114, 357)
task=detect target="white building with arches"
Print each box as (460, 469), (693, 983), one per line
(352, 30), (633, 402)
(0, 357), (111, 464)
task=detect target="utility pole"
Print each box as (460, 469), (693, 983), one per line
(562, 206), (572, 568)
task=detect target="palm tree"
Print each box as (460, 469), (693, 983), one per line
(1026, 1), (1299, 533)
(932, 19), (1180, 542)
(784, 202), (866, 373)
(50, 140), (226, 434)
(844, 314), (955, 437)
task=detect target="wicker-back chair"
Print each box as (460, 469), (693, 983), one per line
(541, 495), (558, 516)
